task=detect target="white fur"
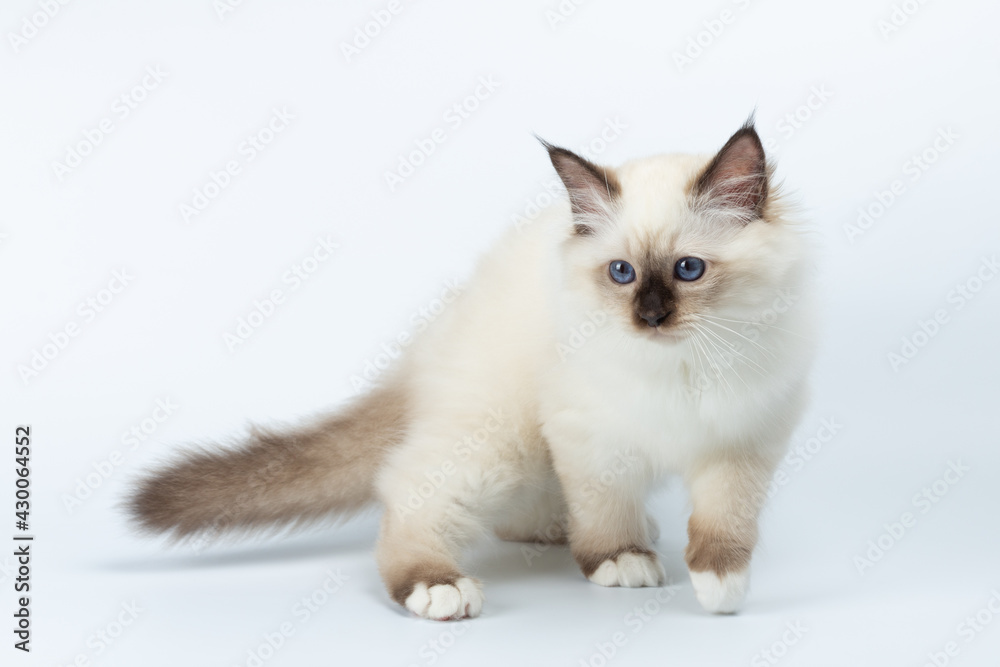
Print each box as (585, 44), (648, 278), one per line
(404, 578), (484, 620)
(375, 149), (815, 617)
(588, 552), (666, 588)
(690, 569), (750, 614)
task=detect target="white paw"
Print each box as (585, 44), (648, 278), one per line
(689, 569), (749, 614)
(589, 551), (665, 587)
(404, 577), (484, 621)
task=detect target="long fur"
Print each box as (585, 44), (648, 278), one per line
(128, 120), (816, 621)
(128, 382), (408, 539)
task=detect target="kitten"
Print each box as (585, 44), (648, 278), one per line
(129, 118), (816, 621)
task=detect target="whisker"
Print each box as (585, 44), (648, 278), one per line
(686, 330), (714, 390)
(695, 317), (776, 358)
(696, 327), (752, 392)
(691, 329), (736, 396)
(692, 323), (767, 376)
(686, 333), (709, 394)
(700, 313), (809, 340)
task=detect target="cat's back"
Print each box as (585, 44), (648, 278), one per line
(402, 204), (568, 413)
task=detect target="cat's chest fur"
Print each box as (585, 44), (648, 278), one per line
(541, 328), (779, 473)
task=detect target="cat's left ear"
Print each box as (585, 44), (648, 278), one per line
(539, 138), (620, 235)
(692, 119), (770, 221)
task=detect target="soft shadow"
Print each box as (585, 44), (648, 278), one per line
(469, 538), (690, 585)
(104, 524), (377, 572)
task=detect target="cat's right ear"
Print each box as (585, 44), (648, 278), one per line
(538, 137), (620, 236)
(691, 118), (770, 223)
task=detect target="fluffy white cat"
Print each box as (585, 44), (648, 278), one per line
(130, 118), (816, 621)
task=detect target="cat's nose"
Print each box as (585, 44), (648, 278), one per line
(641, 310), (670, 327)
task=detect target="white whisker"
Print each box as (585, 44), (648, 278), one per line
(692, 323), (767, 376)
(700, 313), (809, 340)
(695, 317), (776, 358)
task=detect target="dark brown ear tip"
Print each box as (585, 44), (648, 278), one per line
(719, 114), (764, 155)
(534, 134), (561, 156)
(535, 137), (595, 174)
(716, 121), (767, 168)
(729, 125), (764, 150)
(542, 139), (621, 220)
(538, 141), (580, 170)
(691, 116), (770, 216)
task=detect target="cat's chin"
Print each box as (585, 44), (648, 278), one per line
(641, 327), (689, 343)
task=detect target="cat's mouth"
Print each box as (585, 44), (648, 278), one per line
(643, 324), (691, 342)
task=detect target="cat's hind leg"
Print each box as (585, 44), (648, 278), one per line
(375, 428), (519, 620)
(377, 509), (485, 622)
(493, 465), (569, 545)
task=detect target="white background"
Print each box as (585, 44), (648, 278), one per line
(2, 0), (999, 665)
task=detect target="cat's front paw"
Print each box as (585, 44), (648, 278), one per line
(689, 569), (749, 614)
(586, 550), (665, 587)
(404, 576), (484, 621)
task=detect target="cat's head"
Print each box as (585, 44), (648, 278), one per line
(544, 119), (804, 344)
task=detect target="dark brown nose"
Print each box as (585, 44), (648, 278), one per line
(640, 310), (670, 327)
(635, 274), (674, 329)
(637, 286), (673, 327)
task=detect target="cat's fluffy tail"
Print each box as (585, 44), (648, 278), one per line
(127, 383), (407, 541)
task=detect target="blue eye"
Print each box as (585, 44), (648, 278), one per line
(674, 257), (705, 281)
(609, 260), (636, 284)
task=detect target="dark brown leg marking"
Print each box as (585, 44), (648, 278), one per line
(685, 516), (756, 575)
(388, 564), (462, 606)
(577, 546), (657, 578)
